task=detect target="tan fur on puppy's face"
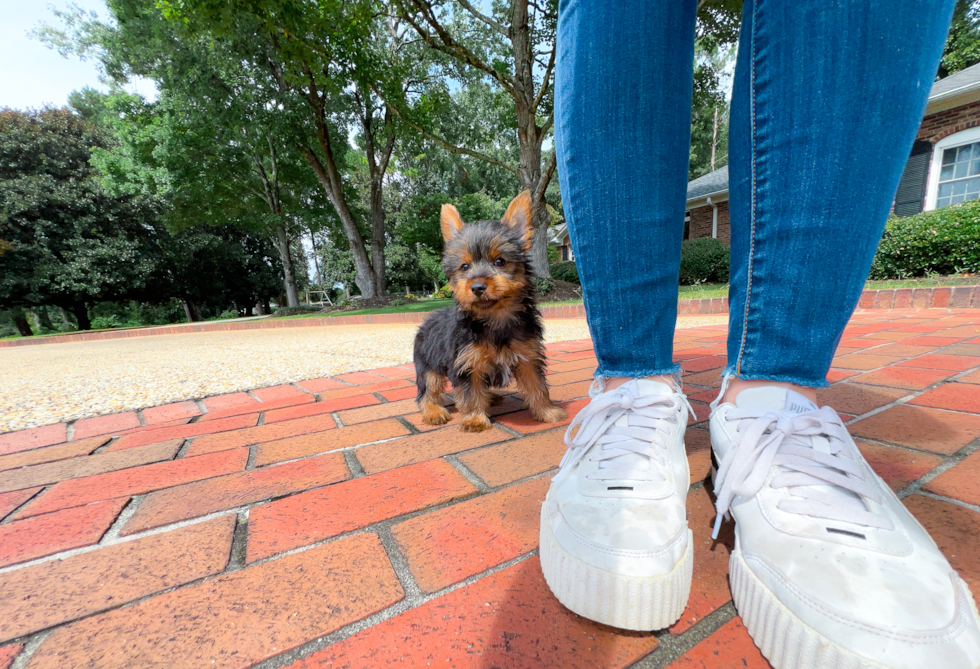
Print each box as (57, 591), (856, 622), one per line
(442, 192), (534, 321)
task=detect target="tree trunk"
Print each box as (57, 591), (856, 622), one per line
(191, 303), (204, 321)
(308, 228), (324, 289)
(264, 298), (272, 315)
(183, 301), (194, 323)
(36, 307), (54, 330)
(273, 225), (301, 308)
(71, 303), (92, 331)
(302, 150), (377, 299)
(59, 307), (72, 329)
(12, 308), (33, 337)
(369, 178), (387, 296)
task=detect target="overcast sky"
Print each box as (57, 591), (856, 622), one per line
(0, 0), (154, 110)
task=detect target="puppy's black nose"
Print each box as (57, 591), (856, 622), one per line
(471, 282), (487, 296)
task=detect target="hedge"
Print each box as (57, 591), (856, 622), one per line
(549, 260), (580, 284)
(870, 200), (980, 279)
(679, 237), (730, 284)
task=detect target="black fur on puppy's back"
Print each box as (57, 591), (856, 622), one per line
(413, 293), (545, 402)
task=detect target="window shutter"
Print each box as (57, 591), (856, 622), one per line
(894, 140), (932, 216)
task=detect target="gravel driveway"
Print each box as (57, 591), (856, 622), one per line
(0, 316), (726, 432)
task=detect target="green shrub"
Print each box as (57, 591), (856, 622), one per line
(90, 315), (123, 330)
(550, 261), (580, 285)
(218, 309), (240, 320)
(679, 237), (730, 284)
(531, 277), (555, 295)
(434, 283), (453, 299)
(871, 201), (980, 279)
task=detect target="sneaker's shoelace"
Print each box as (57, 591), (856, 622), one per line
(558, 385), (696, 483)
(711, 407), (895, 539)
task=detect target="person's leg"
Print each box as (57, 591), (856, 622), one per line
(710, 4), (980, 668)
(542, 0), (700, 632)
(555, 0), (697, 383)
(724, 0), (954, 392)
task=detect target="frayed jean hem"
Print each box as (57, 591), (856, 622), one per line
(593, 364), (682, 381)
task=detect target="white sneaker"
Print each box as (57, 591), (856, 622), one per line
(710, 386), (980, 669)
(539, 378), (695, 630)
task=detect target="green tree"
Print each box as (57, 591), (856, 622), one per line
(40, 5), (320, 307)
(0, 108), (161, 330)
(143, 0), (431, 299)
(940, 0), (980, 79)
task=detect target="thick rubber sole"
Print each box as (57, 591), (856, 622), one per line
(731, 548), (980, 669)
(539, 507), (693, 631)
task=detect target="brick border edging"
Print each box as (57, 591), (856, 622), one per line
(2, 286), (975, 349)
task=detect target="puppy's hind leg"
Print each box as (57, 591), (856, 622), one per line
(419, 370), (451, 425)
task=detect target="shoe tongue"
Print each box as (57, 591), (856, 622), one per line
(601, 379), (674, 476)
(736, 386), (863, 508)
(612, 379), (673, 428)
(734, 386), (817, 415)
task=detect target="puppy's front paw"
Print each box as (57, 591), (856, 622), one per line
(460, 414), (493, 432)
(421, 404), (451, 426)
(531, 404), (567, 424)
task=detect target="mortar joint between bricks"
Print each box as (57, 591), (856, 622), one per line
(0, 487), (45, 526)
(10, 629), (53, 669)
(627, 601), (738, 669)
(374, 523), (424, 602)
(64, 421), (75, 441)
(490, 421), (525, 439)
(246, 444), (259, 470)
(343, 449), (366, 477)
(92, 436), (118, 455)
(227, 511), (250, 571)
(394, 415), (420, 435)
(444, 454), (492, 493)
(332, 412), (344, 428)
(896, 435), (980, 500)
(100, 495), (145, 544)
(374, 392), (390, 404)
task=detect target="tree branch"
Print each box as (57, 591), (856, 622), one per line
(531, 46), (555, 113)
(456, 0), (509, 37)
(375, 83), (519, 175)
(534, 148), (557, 202)
(396, 0), (517, 95)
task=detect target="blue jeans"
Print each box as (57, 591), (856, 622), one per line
(555, 0), (954, 388)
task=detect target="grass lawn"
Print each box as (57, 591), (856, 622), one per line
(276, 275), (980, 318)
(5, 275), (977, 339)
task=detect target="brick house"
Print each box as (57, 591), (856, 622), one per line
(685, 62), (980, 241)
(551, 223), (575, 262)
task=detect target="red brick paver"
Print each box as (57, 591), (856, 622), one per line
(2, 308), (980, 668)
(28, 534), (403, 669)
(291, 557), (658, 669)
(0, 517), (235, 642)
(247, 459), (476, 562)
(122, 452), (350, 534)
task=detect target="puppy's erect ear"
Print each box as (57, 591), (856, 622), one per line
(501, 190), (533, 250)
(441, 203), (464, 242)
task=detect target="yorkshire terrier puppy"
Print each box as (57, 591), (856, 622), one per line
(413, 190), (567, 433)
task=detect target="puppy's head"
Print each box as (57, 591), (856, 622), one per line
(441, 190), (534, 317)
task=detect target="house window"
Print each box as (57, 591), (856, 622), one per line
(936, 142), (980, 207)
(561, 245), (569, 261)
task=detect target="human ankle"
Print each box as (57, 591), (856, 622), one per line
(723, 379), (818, 405)
(604, 374), (676, 392)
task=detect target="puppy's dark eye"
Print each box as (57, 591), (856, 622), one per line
(460, 263), (470, 272)
(493, 257), (506, 268)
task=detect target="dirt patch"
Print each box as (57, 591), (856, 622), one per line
(538, 280), (583, 303)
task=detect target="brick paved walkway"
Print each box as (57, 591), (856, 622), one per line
(1, 308), (980, 668)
